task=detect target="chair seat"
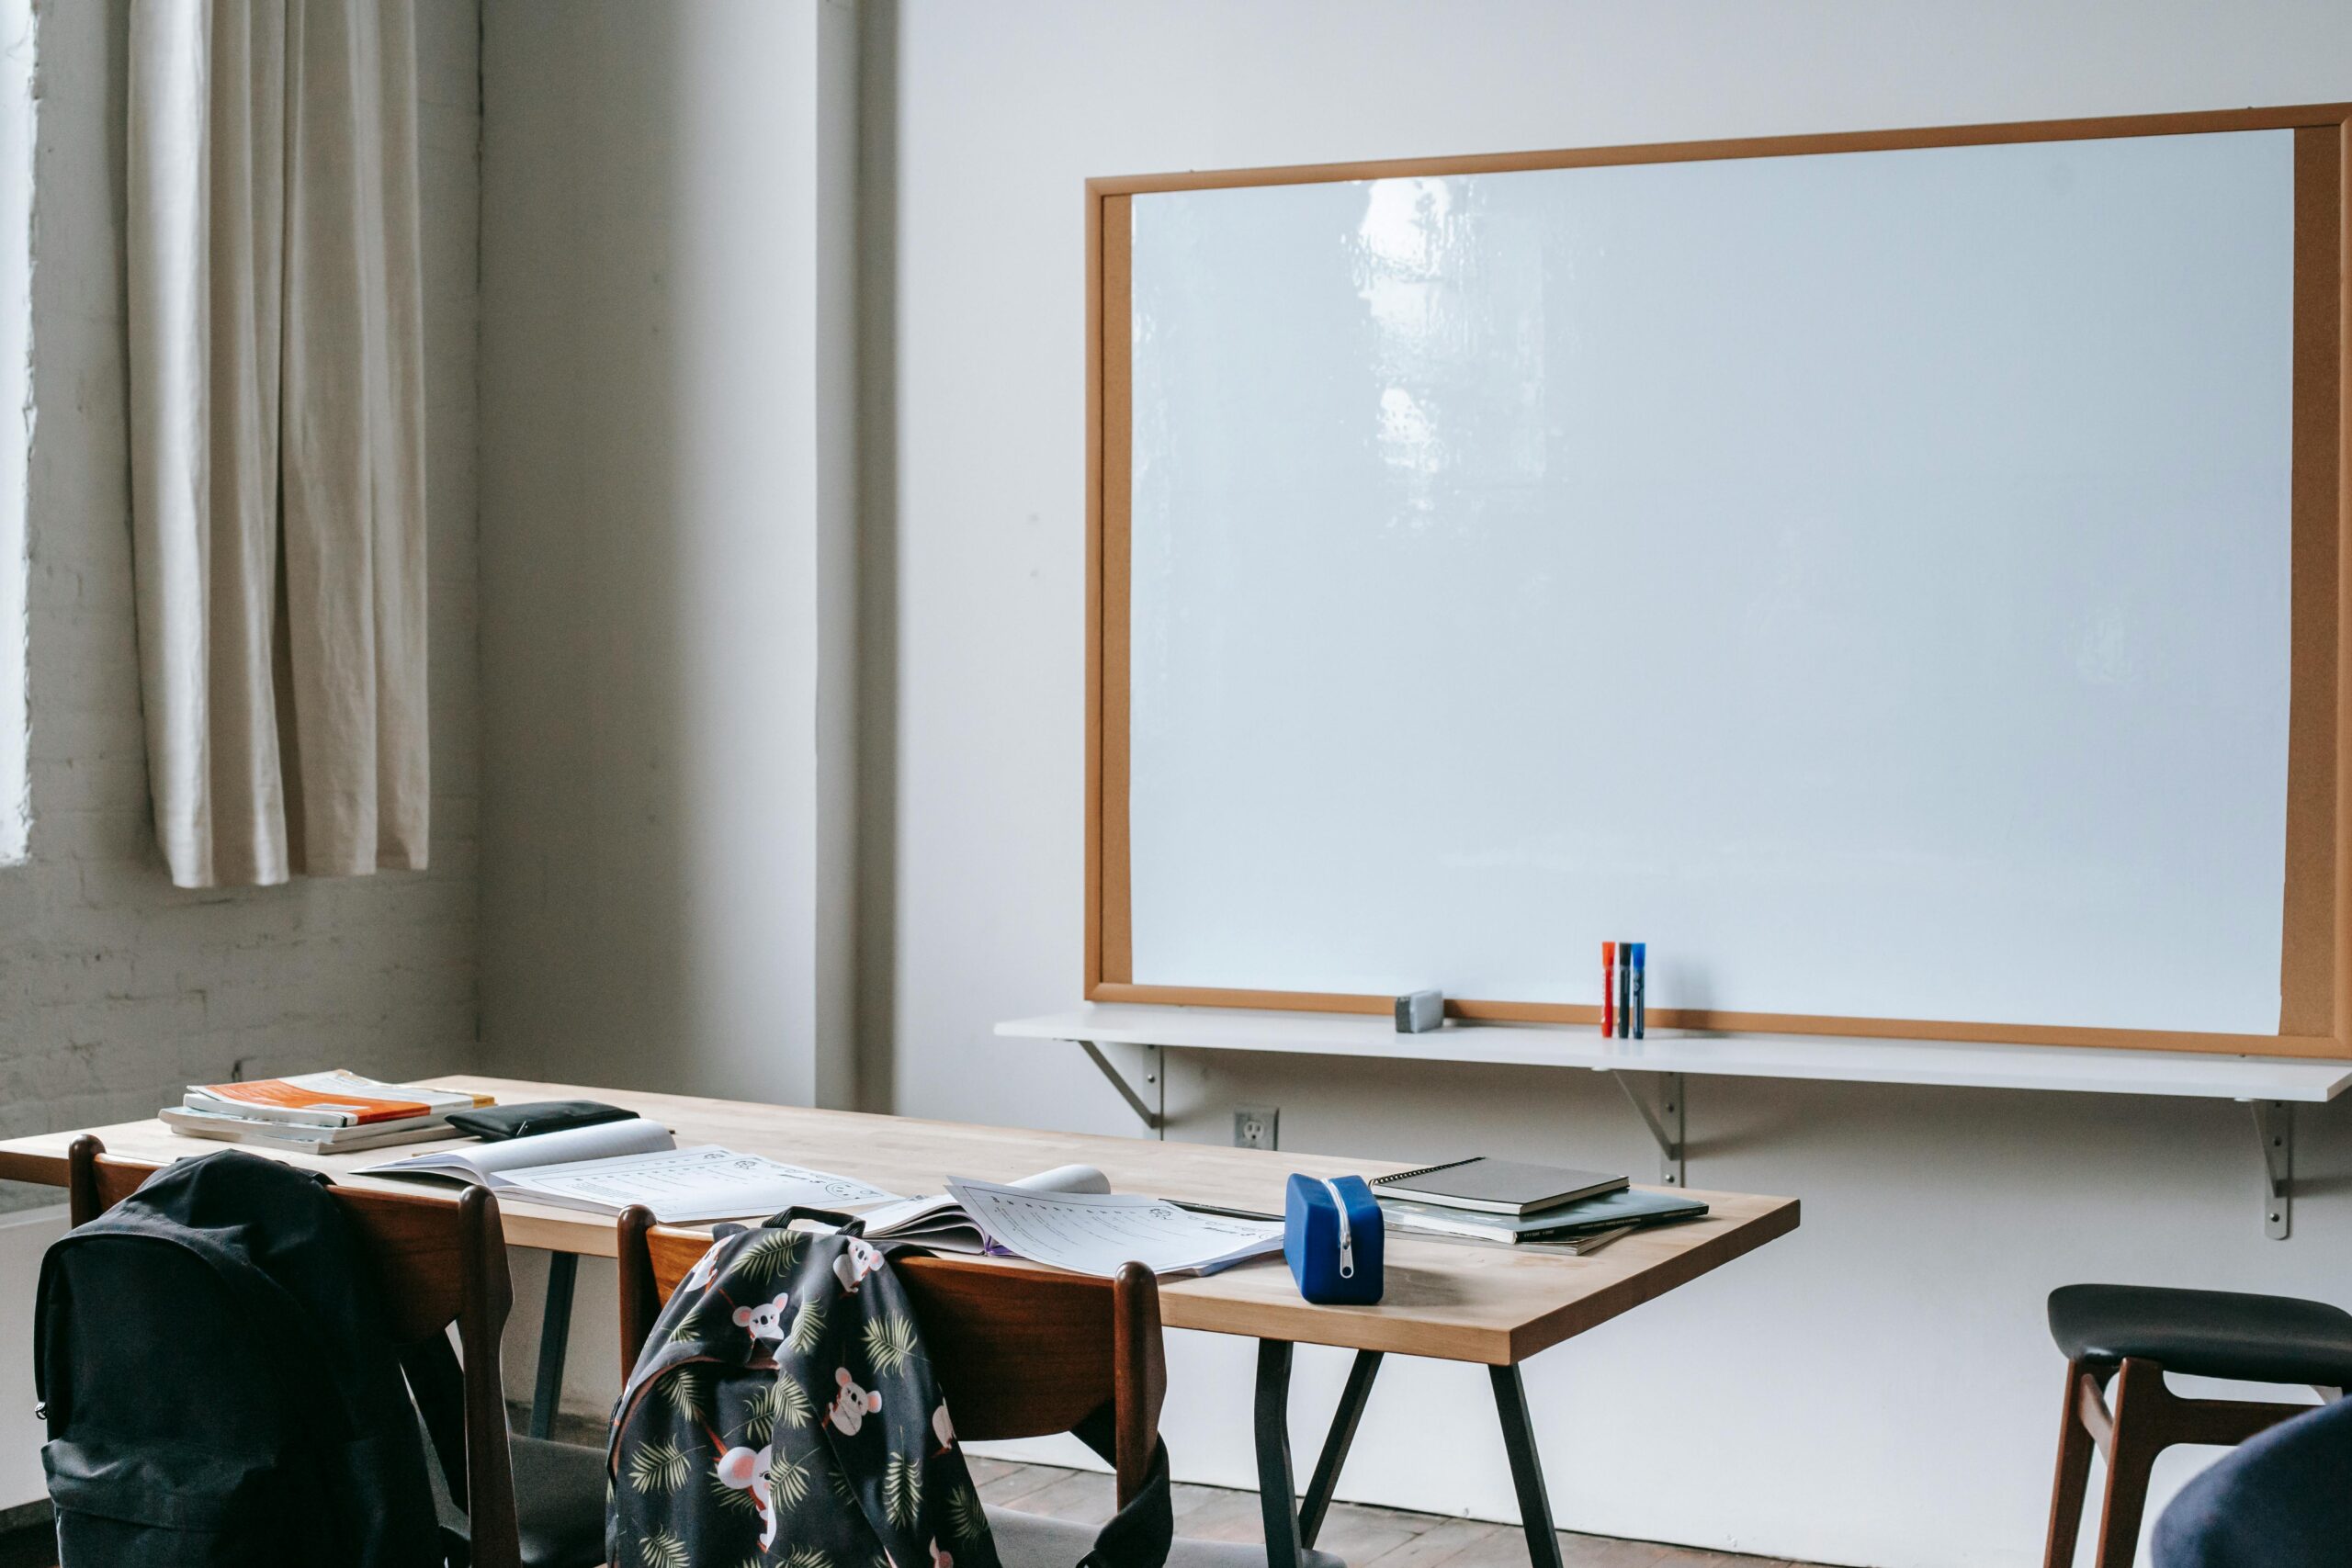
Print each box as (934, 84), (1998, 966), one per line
(2049, 1284), (2352, 1388)
(988, 1504), (1348, 1568)
(512, 1435), (609, 1568)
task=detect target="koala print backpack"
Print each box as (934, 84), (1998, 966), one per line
(609, 1216), (1171, 1568)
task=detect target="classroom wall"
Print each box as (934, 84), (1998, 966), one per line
(0, 0), (482, 1512)
(865, 4), (2352, 1566)
(470, 2), (2352, 1564)
(0, 0), (482, 1184)
(0, 1206), (62, 1515)
(475, 0), (861, 1112)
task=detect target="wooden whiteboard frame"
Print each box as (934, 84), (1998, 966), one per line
(1084, 105), (2352, 1059)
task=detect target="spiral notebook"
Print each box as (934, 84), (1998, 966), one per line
(1370, 1157), (1627, 1216)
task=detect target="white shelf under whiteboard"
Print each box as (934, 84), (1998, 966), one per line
(995, 1004), (2352, 1103)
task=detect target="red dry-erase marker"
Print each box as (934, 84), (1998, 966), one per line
(1601, 941), (1616, 1036)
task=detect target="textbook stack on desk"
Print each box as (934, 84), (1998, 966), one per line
(1381, 1187), (1710, 1247)
(162, 1071), (496, 1154)
(1372, 1156), (1707, 1250)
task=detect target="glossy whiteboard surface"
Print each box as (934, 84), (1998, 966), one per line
(1125, 130), (2295, 1034)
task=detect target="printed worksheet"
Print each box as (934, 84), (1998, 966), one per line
(944, 1176), (1282, 1278)
(854, 1164), (1111, 1253)
(496, 1145), (902, 1223)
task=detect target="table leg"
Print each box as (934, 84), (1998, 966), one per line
(1299, 1349), (1385, 1547)
(1490, 1364), (1564, 1568)
(528, 1250), (579, 1438)
(1256, 1339), (1304, 1568)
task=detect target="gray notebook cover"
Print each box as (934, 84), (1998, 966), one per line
(1382, 1186), (1708, 1241)
(1371, 1157), (1627, 1215)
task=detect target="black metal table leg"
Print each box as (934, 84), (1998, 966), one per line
(1299, 1349), (1384, 1547)
(1256, 1339), (1304, 1568)
(528, 1250), (579, 1438)
(1490, 1364), (1564, 1568)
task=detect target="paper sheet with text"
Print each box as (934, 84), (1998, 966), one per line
(499, 1145), (900, 1224)
(944, 1176), (1282, 1278)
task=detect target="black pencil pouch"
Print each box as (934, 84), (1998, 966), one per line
(442, 1100), (636, 1142)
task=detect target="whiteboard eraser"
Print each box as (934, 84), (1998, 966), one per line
(1395, 989), (1444, 1032)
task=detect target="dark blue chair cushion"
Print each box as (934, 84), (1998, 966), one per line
(2048, 1284), (2352, 1387)
(2154, 1395), (2352, 1567)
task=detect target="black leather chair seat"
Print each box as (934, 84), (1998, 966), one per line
(2049, 1284), (2352, 1388)
(512, 1435), (609, 1568)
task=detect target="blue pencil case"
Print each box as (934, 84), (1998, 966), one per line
(1284, 1173), (1384, 1304)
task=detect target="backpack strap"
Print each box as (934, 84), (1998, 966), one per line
(763, 1205), (864, 1233)
(399, 1337), (469, 1509)
(397, 1340), (474, 1568)
(1071, 1404), (1173, 1568)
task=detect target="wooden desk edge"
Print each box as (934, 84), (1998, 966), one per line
(1509, 1194), (1800, 1364)
(1157, 1195), (1800, 1365)
(0, 1145), (628, 1257)
(0, 1149), (65, 1190)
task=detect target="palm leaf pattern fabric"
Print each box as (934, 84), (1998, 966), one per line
(608, 1226), (1004, 1568)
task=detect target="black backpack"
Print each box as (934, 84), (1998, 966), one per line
(34, 1150), (459, 1568)
(610, 1216), (1172, 1568)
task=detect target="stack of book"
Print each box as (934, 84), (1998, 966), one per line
(1372, 1156), (1707, 1254)
(164, 1071), (495, 1155)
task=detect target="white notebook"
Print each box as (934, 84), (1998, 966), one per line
(358, 1119), (900, 1224)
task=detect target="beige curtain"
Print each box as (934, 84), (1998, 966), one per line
(126, 0), (426, 888)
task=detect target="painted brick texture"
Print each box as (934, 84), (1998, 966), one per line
(0, 0), (482, 1200)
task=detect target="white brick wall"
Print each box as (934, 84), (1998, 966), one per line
(0, 0), (483, 1196)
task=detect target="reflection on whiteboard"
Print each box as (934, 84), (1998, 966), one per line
(1126, 130), (2294, 1033)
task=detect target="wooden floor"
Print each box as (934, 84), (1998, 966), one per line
(975, 1458), (1826, 1568)
(0, 1450), (1830, 1568)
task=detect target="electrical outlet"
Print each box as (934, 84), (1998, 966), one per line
(1232, 1105), (1280, 1150)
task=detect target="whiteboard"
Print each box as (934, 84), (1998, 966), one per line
(1122, 129), (2299, 1036)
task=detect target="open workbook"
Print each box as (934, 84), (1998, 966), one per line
(365, 1129), (1279, 1276)
(855, 1164), (1281, 1279)
(851, 1163), (1109, 1250)
(357, 1118), (901, 1224)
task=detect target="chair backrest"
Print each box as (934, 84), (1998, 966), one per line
(616, 1207), (1169, 1506)
(66, 1134), (523, 1568)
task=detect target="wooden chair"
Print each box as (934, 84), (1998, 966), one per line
(65, 1136), (606, 1568)
(2041, 1282), (2352, 1568)
(616, 1210), (1346, 1568)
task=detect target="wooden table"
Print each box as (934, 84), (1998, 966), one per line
(0, 1075), (1798, 1568)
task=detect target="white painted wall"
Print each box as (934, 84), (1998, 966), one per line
(476, 0), (860, 1112)
(0, 1206), (64, 1510)
(866, 5), (2352, 1566)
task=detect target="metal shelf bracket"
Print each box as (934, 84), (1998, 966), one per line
(1079, 1040), (1165, 1136)
(1611, 1071), (1686, 1187)
(2253, 1099), (2292, 1240)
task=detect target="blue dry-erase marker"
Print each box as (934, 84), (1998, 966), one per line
(1629, 943), (1645, 1039)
